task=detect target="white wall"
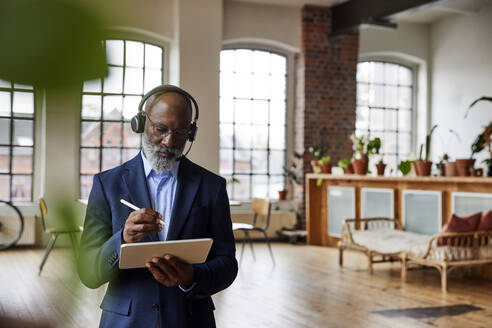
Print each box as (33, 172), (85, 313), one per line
(359, 22), (431, 157)
(430, 2), (492, 166)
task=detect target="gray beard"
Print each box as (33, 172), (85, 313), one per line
(141, 133), (184, 172)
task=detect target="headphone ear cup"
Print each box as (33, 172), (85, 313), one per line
(131, 113), (146, 133)
(188, 122), (197, 142)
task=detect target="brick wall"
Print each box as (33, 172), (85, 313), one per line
(295, 5), (359, 229)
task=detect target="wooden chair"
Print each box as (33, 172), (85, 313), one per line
(232, 198), (275, 264)
(36, 198), (83, 275)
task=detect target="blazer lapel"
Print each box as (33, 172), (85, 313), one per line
(166, 157), (201, 241)
(122, 153), (159, 242)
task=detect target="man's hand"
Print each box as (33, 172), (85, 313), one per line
(146, 254), (194, 288)
(123, 208), (162, 243)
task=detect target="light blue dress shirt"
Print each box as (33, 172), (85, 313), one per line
(140, 151), (195, 292)
(141, 151), (179, 241)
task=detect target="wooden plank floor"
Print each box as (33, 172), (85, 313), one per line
(1, 243), (492, 327)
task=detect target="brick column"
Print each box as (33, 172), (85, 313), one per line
(294, 5), (359, 229)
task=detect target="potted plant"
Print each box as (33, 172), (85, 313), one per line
(398, 160), (412, 176)
(414, 124), (438, 176)
(318, 155), (332, 174)
(371, 139), (386, 176)
(308, 128), (330, 172)
(338, 157), (353, 174)
(436, 153), (450, 176)
(350, 134), (381, 175)
(456, 135), (483, 176)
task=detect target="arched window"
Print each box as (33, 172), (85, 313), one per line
(79, 40), (164, 199)
(219, 48), (287, 200)
(356, 61), (414, 172)
(0, 80), (35, 201)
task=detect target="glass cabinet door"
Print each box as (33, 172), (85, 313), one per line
(452, 192), (492, 216)
(328, 186), (355, 237)
(361, 188), (394, 218)
(403, 190), (441, 235)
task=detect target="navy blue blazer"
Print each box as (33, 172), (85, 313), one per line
(78, 154), (238, 328)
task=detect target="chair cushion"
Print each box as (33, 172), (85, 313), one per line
(351, 229), (431, 255)
(232, 223), (254, 230)
(438, 212), (481, 246)
(478, 210), (492, 231)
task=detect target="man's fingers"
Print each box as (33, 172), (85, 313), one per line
(146, 262), (173, 286)
(164, 254), (187, 275)
(151, 257), (179, 284)
(128, 223), (162, 233)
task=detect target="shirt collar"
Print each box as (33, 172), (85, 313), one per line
(140, 150), (180, 179)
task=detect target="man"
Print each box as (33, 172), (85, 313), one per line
(78, 85), (238, 328)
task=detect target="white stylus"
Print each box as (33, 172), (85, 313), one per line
(120, 198), (165, 226)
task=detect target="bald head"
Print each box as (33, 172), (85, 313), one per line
(145, 91), (192, 123)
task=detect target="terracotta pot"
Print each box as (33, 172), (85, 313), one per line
(320, 163), (332, 174)
(444, 161), (457, 177)
(376, 163), (386, 176)
(310, 160), (320, 173)
(456, 158), (475, 177)
(412, 161), (420, 176)
(415, 160), (432, 176)
(278, 190), (287, 201)
(472, 168), (483, 177)
(436, 162), (445, 176)
(345, 163), (354, 174)
(352, 156), (369, 175)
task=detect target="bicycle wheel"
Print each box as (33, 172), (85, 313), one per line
(0, 200), (24, 250)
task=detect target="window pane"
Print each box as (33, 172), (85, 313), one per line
(398, 110), (412, 132)
(385, 86), (398, 108)
(357, 83), (369, 106)
(13, 92), (34, 117)
(371, 85), (384, 107)
(102, 148), (121, 171)
(220, 123), (233, 148)
(269, 150), (284, 174)
(13, 120), (33, 146)
(252, 125), (268, 149)
(384, 110), (397, 131)
(103, 96), (122, 120)
(220, 72), (234, 98)
(219, 149), (233, 175)
(12, 147), (32, 174)
(269, 125), (285, 149)
(81, 148), (100, 174)
(399, 87), (412, 109)
(82, 95), (101, 119)
(11, 175), (31, 201)
(234, 175), (250, 200)
(123, 96), (140, 121)
(252, 175), (268, 198)
(122, 148), (139, 162)
(144, 68), (162, 93)
(253, 51), (270, 74)
(270, 100), (285, 126)
(0, 91), (11, 116)
(270, 75), (286, 100)
(126, 41), (144, 67)
(398, 133), (411, 155)
(234, 73), (252, 99)
(123, 122), (140, 147)
(80, 175), (93, 200)
(103, 67), (123, 93)
(0, 119), (10, 144)
(234, 49), (253, 73)
(399, 66), (413, 86)
(81, 121), (101, 147)
(357, 62), (369, 83)
(384, 63), (398, 85)
(220, 97), (233, 123)
(270, 54), (286, 75)
(14, 83), (33, 90)
(252, 150), (267, 173)
(83, 79), (101, 93)
(383, 132), (397, 154)
(106, 40), (124, 66)
(234, 149), (251, 173)
(234, 99), (251, 125)
(145, 44), (162, 69)
(0, 79), (10, 88)
(0, 147), (9, 173)
(0, 175), (10, 200)
(269, 175), (284, 198)
(369, 109), (384, 131)
(124, 68), (144, 94)
(252, 100), (268, 125)
(356, 106), (369, 131)
(102, 122), (122, 146)
(252, 74), (270, 99)
(234, 124), (252, 149)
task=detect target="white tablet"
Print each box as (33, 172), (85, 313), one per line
(119, 238), (213, 269)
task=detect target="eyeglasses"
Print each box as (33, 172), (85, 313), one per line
(145, 113), (189, 140)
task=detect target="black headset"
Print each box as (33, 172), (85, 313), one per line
(131, 84), (199, 143)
